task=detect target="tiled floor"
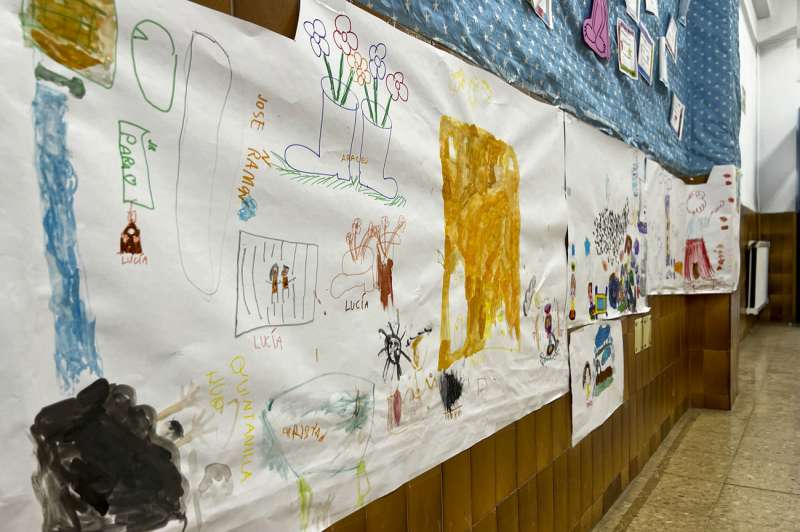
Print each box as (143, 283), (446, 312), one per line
(595, 324), (800, 531)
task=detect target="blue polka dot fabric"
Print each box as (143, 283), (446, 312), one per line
(355, 0), (741, 176)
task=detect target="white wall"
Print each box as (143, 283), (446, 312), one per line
(757, 36), (799, 213)
(739, 3), (759, 210)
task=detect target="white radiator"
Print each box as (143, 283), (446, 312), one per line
(745, 241), (770, 315)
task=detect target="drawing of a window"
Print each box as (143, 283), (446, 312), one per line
(235, 231), (319, 337)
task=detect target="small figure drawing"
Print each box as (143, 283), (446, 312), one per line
(269, 263), (280, 304)
(119, 208), (143, 255)
(684, 191), (714, 281)
(541, 303), (559, 364)
(569, 267), (577, 320)
(587, 282), (596, 319)
(377, 312), (411, 382)
(582, 362), (594, 405)
(281, 264), (295, 302)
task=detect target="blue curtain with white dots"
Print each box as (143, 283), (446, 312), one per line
(354, 0), (741, 176)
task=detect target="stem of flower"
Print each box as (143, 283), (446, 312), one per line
(323, 56), (336, 99)
(372, 78), (379, 123)
(364, 84), (375, 122)
(381, 96), (392, 128)
(340, 70), (354, 106)
(336, 53), (344, 100)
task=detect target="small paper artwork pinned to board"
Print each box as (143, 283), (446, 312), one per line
(670, 93), (686, 139)
(530, 0), (554, 29)
(625, 0), (640, 23)
(637, 25), (655, 84)
(658, 37), (669, 87)
(569, 320), (624, 446)
(665, 16), (678, 58)
(645, 0), (659, 16)
(583, 0), (610, 60)
(617, 20), (638, 80)
(678, 0), (691, 26)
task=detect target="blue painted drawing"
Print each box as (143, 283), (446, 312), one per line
(33, 82), (103, 390)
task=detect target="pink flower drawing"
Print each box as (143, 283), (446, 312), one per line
(385, 72), (409, 102)
(333, 15), (358, 55)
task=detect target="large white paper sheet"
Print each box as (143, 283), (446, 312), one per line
(645, 161), (740, 294)
(0, 0), (569, 530)
(565, 119), (649, 328)
(569, 320), (625, 446)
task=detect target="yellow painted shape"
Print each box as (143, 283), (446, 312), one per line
(438, 115), (521, 370)
(22, 0), (117, 86)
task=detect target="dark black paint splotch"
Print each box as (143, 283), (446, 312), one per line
(439, 371), (463, 414)
(31, 378), (187, 531)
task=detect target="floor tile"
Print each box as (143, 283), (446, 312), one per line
(706, 484), (800, 530)
(726, 455), (800, 495)
(736, 435), (800, 465)
(663, 446), (733, 482)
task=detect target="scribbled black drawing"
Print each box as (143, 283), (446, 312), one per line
(235, 231), (319, 336)
(30, 378), (188, 531)
(522, 275), (537, 317)
(175, 31), (234, 296)
(592, 199), (630, 259)
(377, 311), (411, 382)
(261, 373), (375, 530)
(439, 370), (463, 414)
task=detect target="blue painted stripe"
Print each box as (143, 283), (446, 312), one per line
(33, 81), (102, 390)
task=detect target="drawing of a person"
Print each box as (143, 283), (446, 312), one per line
(269, 263), (280, 304)
(119, 209), (142, 255)
(582, 362), (593, 405)
(684, 191), (714, 281)
(587, 282), (595, 318)
(280, 265), (295, 303)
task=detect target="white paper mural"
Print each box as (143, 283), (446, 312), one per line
(569, 320), (625, 446)
(566, 119), (649, 328)
(0, 0), (570, 530)
(645, 161), (740, 294)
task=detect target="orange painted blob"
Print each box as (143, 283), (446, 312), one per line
(438, 115), (521, 370)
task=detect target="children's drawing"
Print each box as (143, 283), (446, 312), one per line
(33, 82), (103, 390)
(567, 120), (648, 326)
(645, 162), (740, 293)
(329, 216), (406, 309)
(261, 373), (374, 530)
(583, 0), (610, 60)
(684, 191), (716, 281)
(569, 321), (624, 445)
(1, 0), (572, 529)
(31, 378), (187, 531)
(377, 311), (411, 382)
(131, 19), (177, 112)
(438, 115), (521, 370)
(20, 0), (118, 88)
(274, 15), (408, 206)
(118, 120), (154, 209)
(175, 31), (233, 296)
(235, 231), (319, 336)
(119, 207), (143, 254)
(34, 62), (86, 98)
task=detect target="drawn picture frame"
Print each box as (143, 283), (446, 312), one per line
(658, 36), (669, 87)
(637, 25), (655, 84)
(665, 16), (678, 59)
(670, 93), (686, 139)
(625, 0), (640, 24)
(645, 0), (659, 16)
(617, 19), (639, 80)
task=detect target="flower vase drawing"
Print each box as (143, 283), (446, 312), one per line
(356, 99), (398, 199)
(282, 76), (358, 182)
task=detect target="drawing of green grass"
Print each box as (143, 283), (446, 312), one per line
(271, 152), (407, 208)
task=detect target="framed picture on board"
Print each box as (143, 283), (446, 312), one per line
(617, 19), (638, 80)
(637, 25), (655, 84)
